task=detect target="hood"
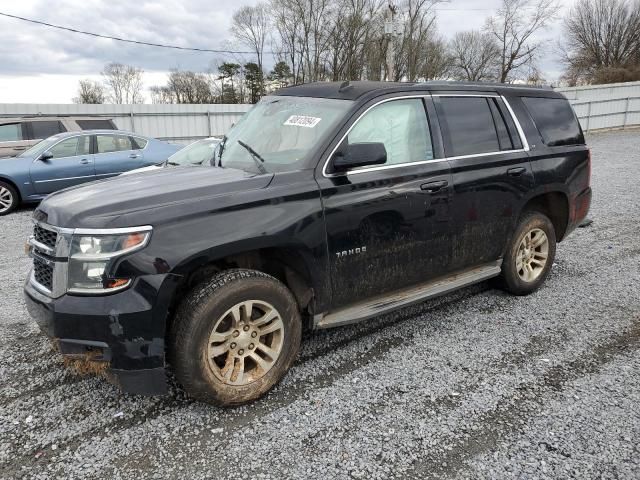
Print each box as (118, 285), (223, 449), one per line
(119, 164), (165, 176)
(38, 166), (273, 228)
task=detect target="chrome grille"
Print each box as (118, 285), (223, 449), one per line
(34, 224), (58, 250)
(33, 256), (54, 291)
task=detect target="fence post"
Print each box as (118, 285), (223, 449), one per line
(585, 102), (591, 132)
(130, 111), (135, 132)
(623, 97), (630, 129)
(207, 110), (212, 137)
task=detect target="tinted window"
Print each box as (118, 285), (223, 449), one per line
(131, 137), (148, 149)
(346, 98), (433, 166)
(488, 99), (513, 151)
(438, 97), (501, 157)
(521, 97), (584, 146)
(96, 135), (134, 153)
(76, 119), (117, 130)
(0, 123), (24, 142)
(49, 136), (90, 159)
(29, 121), (66, 139)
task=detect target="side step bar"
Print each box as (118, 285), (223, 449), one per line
(314, 260), (502, 329)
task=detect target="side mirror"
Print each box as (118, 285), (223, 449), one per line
(39, 151), (53, 161)
(332, 142), (387, 172)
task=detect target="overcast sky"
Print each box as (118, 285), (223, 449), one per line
(0, 0), (576, 103)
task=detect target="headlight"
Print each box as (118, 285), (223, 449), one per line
(67, 227), (151, 294)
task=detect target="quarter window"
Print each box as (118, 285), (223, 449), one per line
(437, 97), (502, 157)
(131, 137), (148, 149)
(521, 97), (584, 146)
(0, 123), (24, 142)
(96, 135), (134, 153)
(346, 98), (433, 166)
(29, 121), (66, 140)
(48, 136), (90, 159)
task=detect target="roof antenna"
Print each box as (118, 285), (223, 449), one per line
(339, 80), (353, 92)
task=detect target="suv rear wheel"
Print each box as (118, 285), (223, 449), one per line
(171, 269), (301, 406)
(0, 181), (18, 215)
(500, 211), (557, 295)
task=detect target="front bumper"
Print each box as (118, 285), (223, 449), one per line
(24, 273), (179, 395)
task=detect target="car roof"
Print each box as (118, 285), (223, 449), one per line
(275, 80), (564, 101)
(52, 129), (146, 138)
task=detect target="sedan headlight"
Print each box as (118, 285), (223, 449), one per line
(67, 227), (152, 294)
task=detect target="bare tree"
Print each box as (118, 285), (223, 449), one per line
(73, 79), (105, 104)
(449, 30), (500, 81)
(486, 0), (561, 82)
(232, 3), (270, 78)
(420, 35), (451, 80)
(166, 70), (214, 104)
(562, 0), (640, 85)
(102, 63), (144, 104)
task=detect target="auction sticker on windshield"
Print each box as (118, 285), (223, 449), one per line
(284, 115), (322, 128)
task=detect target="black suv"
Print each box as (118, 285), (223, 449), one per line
(24, 81), (591, 406)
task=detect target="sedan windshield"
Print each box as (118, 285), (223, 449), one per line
(167, 138), (220, 166)
(218, 96), (352, 174)
(18, 135), (64, 158)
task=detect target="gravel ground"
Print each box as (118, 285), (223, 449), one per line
(1, 129), (639, 480)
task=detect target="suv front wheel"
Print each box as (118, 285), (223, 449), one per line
(171, 269), (301, 406)
(500, 211), (557, 295)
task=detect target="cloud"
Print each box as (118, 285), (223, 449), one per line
(0, 0), (262, 76)
(0, 0), (576, 102)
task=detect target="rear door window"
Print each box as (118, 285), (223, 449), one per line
(437, 97), (501, 157)
(0, 123), (24, 141)
(96, 135), (134, 153)
(28, 121), (66, 140)
(521, 97), (584, 146)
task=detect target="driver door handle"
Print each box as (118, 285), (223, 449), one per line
(420, 180), (448, 193)
(79, 158), (90, 165)
(129, 153), (140, 159)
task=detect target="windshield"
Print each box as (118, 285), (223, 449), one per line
(218, 96), (352, 174)
(167, 138), (220, 166)
(18, 135), (64, 158)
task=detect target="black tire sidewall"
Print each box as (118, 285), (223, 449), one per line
(174, 272), (301, 405)
(502, 212), (557, 295)
(0, 181), (18, 215)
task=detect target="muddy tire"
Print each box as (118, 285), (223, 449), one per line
(0, 181), (19, 216)
(170, 269), (301, 406)
(499, 211), (556, 296)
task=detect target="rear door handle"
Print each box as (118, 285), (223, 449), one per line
(79, 158), (90, 165)
(129, 153), (140, 159)
(420, 180), (448, 193)
(507, 167), (526, 176)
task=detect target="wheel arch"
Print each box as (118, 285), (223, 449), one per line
(520, 190), (570, 241)
(165, 242), (324, 333)
(0, 175), (22, 203)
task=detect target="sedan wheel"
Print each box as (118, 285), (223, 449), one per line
(0, 182), (18, 215)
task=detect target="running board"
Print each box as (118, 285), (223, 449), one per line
(314, 260), (502, 329)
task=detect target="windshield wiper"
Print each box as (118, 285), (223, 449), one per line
(166, 161), (181, 166)
(237, 140), (268, 175)
(217, 135), (227, 167)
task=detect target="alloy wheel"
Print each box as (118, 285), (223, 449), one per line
(516, 228), (549, 282)
(0, 186), (13, 213)
(207, 300), (284, 386)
